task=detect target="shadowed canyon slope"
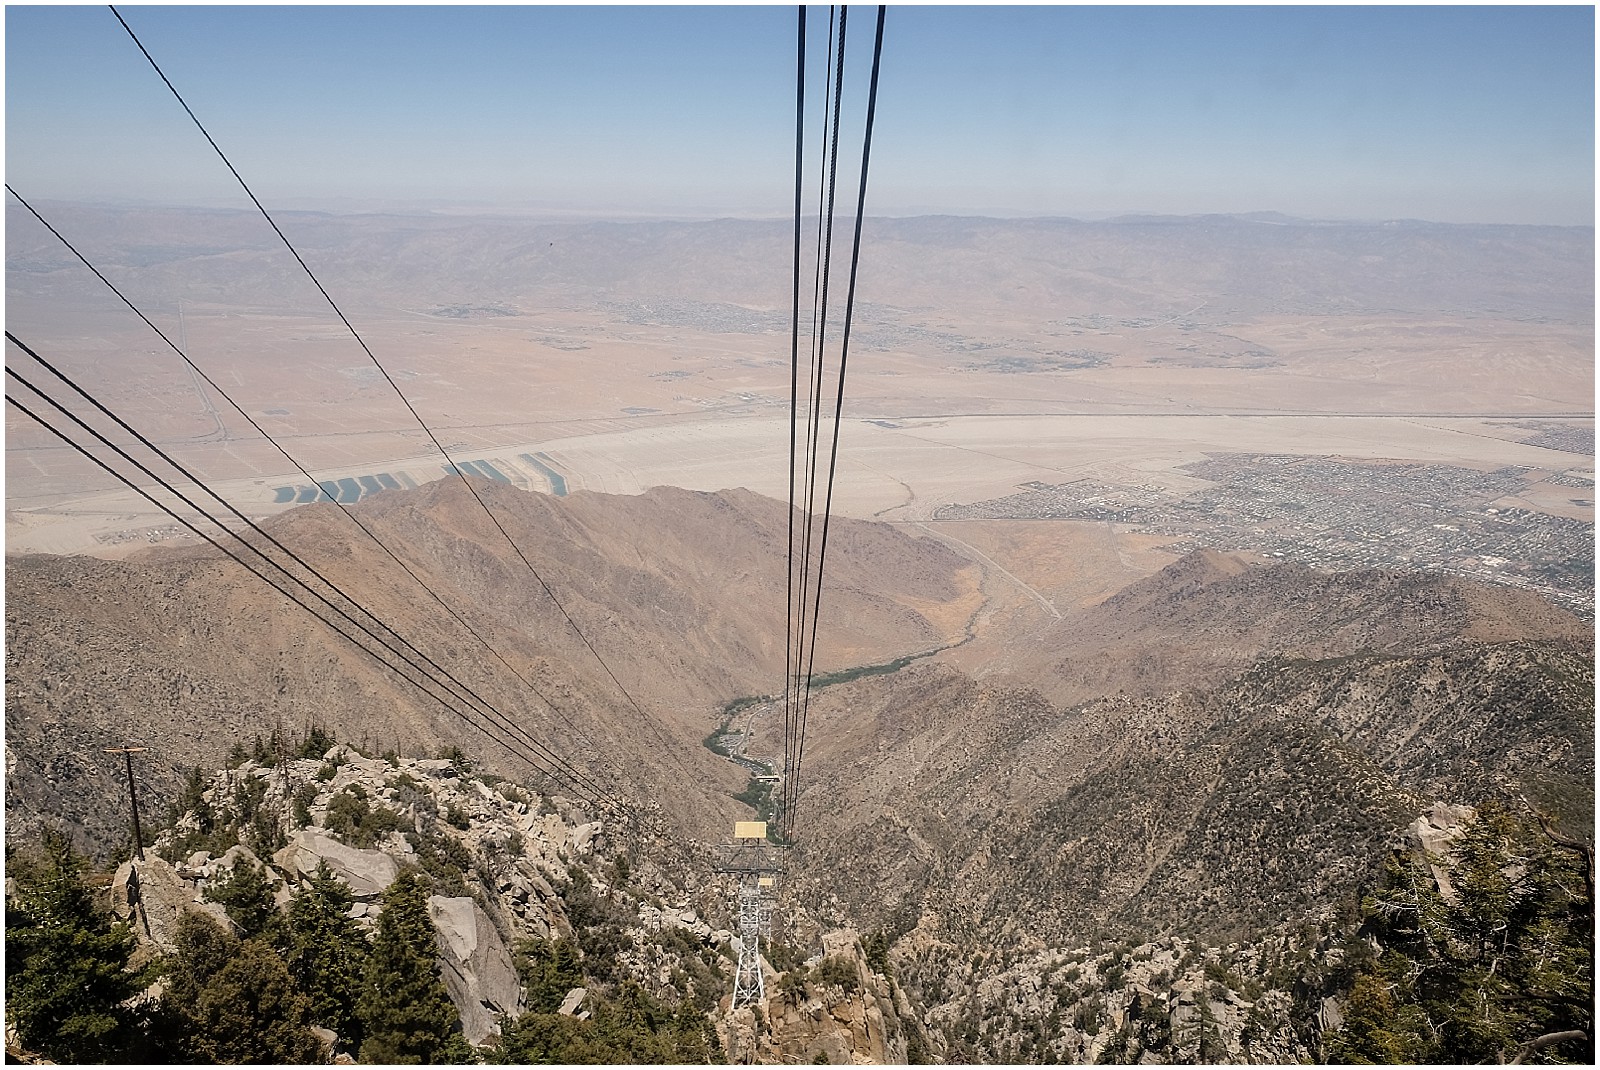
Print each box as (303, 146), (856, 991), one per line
(5, 481), (975, 852)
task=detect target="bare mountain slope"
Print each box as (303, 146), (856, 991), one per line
(789, 637), (1593, 951)
(5, 481), (974, 854)
(775, 556), (1590, 949)
(250, 479), (975, 720)
(982, 548), (1590, 704)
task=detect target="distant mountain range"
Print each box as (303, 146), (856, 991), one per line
(9, 201), (1592, 325)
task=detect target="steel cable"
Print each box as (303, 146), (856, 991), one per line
(5, 376), (611, 808)
(109, 4), (665, 750)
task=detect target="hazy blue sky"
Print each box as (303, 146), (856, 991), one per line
(6, 4), (1594, 224)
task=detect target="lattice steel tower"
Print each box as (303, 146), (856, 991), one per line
(718, 821), (785, 1009)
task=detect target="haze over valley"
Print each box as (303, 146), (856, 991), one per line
(8, 205), (1592, 612)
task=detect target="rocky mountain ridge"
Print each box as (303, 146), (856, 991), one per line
(5, 481), (974, 855)
(785, 637), (1591, 952)
(86, 737), (920, 1063)
(977, 546), (1590, 705)
(774, 548), (1592, 959)
(14, 731), (1582, 1064)
(6, 481), (1592, 1063)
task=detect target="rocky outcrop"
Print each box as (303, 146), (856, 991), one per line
(1406, 800), (1476, 907)
(905, 932), (1315, 1064)
(116, 745), (758, 1059)
(727, 929), (914, 1065)
(557, 987), (587, 1017)
(275, 829), (399, 898)
(428, 895), (523, 1046)
(110, 854), (228, 949)
(132, 750), (621, 1049)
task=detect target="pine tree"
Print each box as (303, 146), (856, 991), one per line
(490, 1011), (596, 1063)
(4, 830), (153, 1062)
(1325, 970), (1433, 1063)
(167, 765), (209, 825)
(493, 981), (722, 1064)
(298, 722), (336, 759)
(358, 870), (476, 1063)
(159, 909), (327, 1063)
(287, 861), (371, 1052)
(204, 857), (284, 945)
(516, 936), (584, 1013)
(1327, 801), (1594, 1064)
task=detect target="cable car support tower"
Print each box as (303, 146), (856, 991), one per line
(717, 821), (786, 1008)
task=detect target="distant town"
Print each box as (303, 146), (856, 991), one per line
(935, 452), (1595, 618)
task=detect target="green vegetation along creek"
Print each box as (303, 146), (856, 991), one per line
(704, 644), (959, 834)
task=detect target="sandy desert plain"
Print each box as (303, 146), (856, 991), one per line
(5, 208), (1593, 621)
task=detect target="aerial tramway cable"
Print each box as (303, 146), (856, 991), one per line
(780, 5), (887, 841)
(786, 5), (848, 826)
(5, 184), (622, 797)
(790, 6), (886, 835)
(782, 1), (808, 860)
(108, 4), (665, 749)
(782, 2), (846, 836)
(26, 3), (891, 837)
(5, 345), (613, 808)
(783, 5), (826, 838)
(784, 2), (829, 840)
(5, 344), (610, 806)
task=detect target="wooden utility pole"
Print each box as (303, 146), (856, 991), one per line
(105, 747), (148, 861)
